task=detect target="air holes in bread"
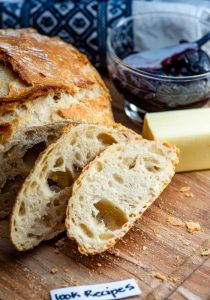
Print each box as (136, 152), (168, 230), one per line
(54, 157), (64, 168)
(146, 165), (161, 172)
(19, 202), (25, 216)
(113, 173), (124, 184)
(17, 104), (28, 112)
(41, 215), (51, 227)
(25, 130), (34, 139)
(75, 152), (81, 161)
(53, 93), (61, 102)
(95, 162), (103, 172)
(73, 164), (82, 174)
(1, 176), (23, 194)
(27, 233), (41, 239)
(94, 199), (128, 231)
(47, 134), (56, 144)
(30, 181), (37, 189)
(99, 233), (114, 240)
(79, 224), (94, 238)
(70, 137), (77, 146)
(47, 169), (73, 192)
(97, 133), (117, 145)
(123, 157), (137, 169)
(22, 141), (46, 166)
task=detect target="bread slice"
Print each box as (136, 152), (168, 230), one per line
(0, 28), (113, 219)
(66, 140), (179, 255)
(10, 123), (139, 251)
(0, 122), (67, 219)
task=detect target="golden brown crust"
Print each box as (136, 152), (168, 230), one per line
(58, 98), (114, 125)
(0, 28), (108, 103)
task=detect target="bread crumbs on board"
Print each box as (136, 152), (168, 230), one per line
(167, 216), (184, 227)
(154, 273), (167, 281)
(185, 221), (201, 233)
(171, 277), (180, 283)
(180, 186), (191, 192)
(50, 267), (58, 274)
(153, 228), (161, 237)
(183, 241), (190, 246)
(184, 192), (194, 198)
(201, 248), (210, 256)
(72, 280), (80, 286)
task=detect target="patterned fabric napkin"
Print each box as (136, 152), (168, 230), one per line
(0, 0), (131, 67)
(0, 0), (210, 67)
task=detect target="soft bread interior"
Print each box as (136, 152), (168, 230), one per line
(0, 123), (64, 218)
(10, 123), (139, 250)
(66, 140), (179, 255)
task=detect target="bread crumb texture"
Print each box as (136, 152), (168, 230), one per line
(50, 267), (58, 274)
(167, 216), (184, 227)
(154, 272), (167, 281)
(184, 192), (194, 198)
(171, 277), (180, 283)
(180, 186), (191, 192)
(185, 221), (201, 233)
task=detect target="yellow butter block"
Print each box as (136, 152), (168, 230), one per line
(142, 108), (210, 172)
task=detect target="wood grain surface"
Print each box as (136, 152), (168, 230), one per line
(0, 76), (210, 300)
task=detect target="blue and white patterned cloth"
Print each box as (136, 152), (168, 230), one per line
(0, 0), (210, 67)
(0, 0), (132, 67)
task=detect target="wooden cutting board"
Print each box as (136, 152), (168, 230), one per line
(0, 77), (210, 300)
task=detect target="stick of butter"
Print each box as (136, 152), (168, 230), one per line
(142, 108), (210, 172)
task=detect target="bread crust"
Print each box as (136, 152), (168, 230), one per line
(0, 28), (113, 144)
(0, 28), (108, 103)
(0, 28), (113, 218)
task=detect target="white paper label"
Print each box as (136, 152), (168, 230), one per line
(50, 279), (141, 300)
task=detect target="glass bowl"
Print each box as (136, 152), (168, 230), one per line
(107, 12), (210, 124)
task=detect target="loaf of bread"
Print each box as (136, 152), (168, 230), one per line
(66, 140), (179, 255)
(10, 123), (139, 251)
(0, 28), (113, 218)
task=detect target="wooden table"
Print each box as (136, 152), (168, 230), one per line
(0, 77), (210, 300)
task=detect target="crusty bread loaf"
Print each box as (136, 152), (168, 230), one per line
(66, 140), (179, 255)
(0, 28), (113, 218)
(10, 123), (139, 251)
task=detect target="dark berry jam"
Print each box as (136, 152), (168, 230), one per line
(109, 42), (210, 112)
